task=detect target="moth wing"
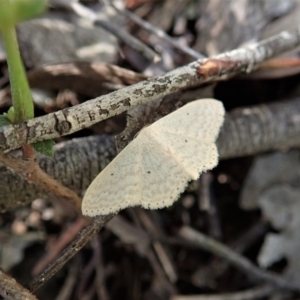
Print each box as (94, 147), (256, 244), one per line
(151, 99), (225, 143)
(153, 130), (219, 179)
(149, 99), (224, 179)
(82, 137), (143, 216)
(138, 129), (192, 209)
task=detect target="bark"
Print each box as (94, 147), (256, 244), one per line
(0, 268), (37, 300)
(1, 98), (300, 212)
(0, 135), (116, 212)
(217, 98), (300, 158)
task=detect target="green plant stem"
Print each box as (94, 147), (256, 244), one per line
(2, 25), (34, 122)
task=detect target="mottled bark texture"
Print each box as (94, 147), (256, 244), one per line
(1, 98), (300, 212)
(0, 135), (116, 212)
(0, 268), (38, 300)
(1, 28), (300, 152)
(217, 98), (300, 158)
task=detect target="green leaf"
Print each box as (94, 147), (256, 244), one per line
(4, 106), (16, 123)
(33, 139), (55, 157)
(0, 115), (11, 128)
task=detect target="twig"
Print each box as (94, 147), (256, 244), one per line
(2, 28), (300, 152)
(0, 268), (38, 300)
(110, 3), (205, 59)
(231, 219), (270, 253)
(27, 62), (148, 98)
(137, 209), (177, 283)
(145, 250), (177, 296)
(178, 226), (300, 292)
(75, 250), (97, 298)
(32, 216), (87, 276)
(107, 214), (176, 295)
(51, 0), (160, 62)
(106, 214), (150, 255)
(198, 172), (222, 240)
(28, 214), (115, 293)
(54, 260), (79, 300)
(191, 219), (270, 287)
(92, 235), (109, 300)
(170, 285), (276, 300)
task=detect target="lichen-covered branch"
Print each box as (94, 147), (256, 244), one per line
(1, 27), (300, 152)
(1, 98), (300, 212)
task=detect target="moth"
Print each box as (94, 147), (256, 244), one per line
(82, 99), (225, 216)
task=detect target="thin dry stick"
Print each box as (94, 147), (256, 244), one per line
(0, 268), (38, 300)
(51, 0), (160, 62)
(198, 172), (222, 240)
(2, 28), (300, 152)
(32, 216), (87, 276)
(92, 235), (109, 300)
(0, 151), (81, 211)
(75, 251), (97, 297)
(54, 261), (79, 300)
(110, 3), (205, 59)
(171, 285), (276, 300)
(178, 226), (300, 292)
(137, 209), (177, 283)
(108, 215), (176, 293)
(145, 249), (177, 295)
(28, 214), (115, 293)
(191, 219), (270, 287)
